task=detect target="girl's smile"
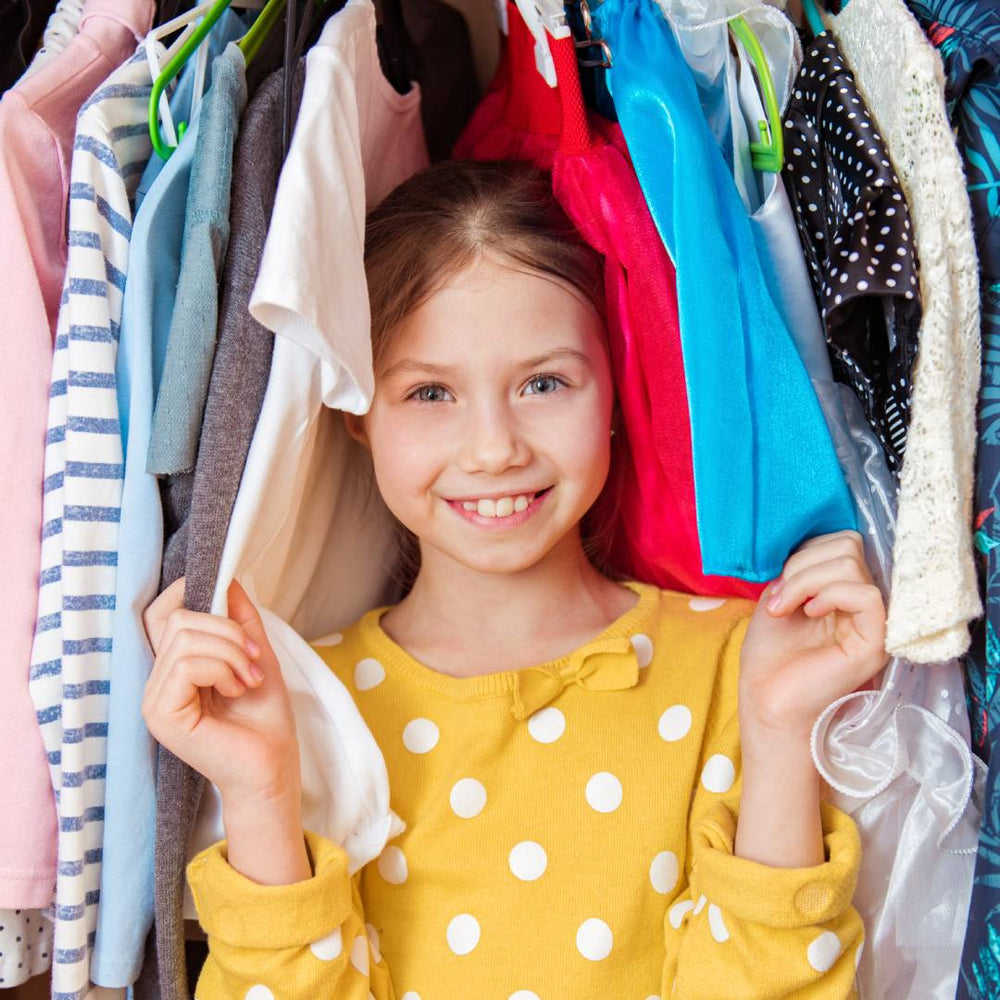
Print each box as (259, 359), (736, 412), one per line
(444, 485), (553, 530)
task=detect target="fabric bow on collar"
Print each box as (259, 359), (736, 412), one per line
(510, 636), (640, 720)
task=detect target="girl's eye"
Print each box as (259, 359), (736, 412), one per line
(409, 383), (453, 403)
(524, 374), (567, 395)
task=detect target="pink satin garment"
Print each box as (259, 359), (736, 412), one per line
(455, 10), (764, 599)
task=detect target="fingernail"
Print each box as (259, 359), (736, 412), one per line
(246, 639), (261, 657)
(767, 594), (782, 612)
(250, 664), (264, 682)
(770, 578), (784, 594)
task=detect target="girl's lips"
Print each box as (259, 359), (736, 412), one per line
(445, 487), (552, 530)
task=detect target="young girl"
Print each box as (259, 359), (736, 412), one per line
(142, 160), (885, 999)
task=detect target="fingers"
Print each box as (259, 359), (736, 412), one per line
(157, 607), (259, 666)
(227, 579), (268, 646)
(768, 554), (872, 617)
(161, 656), (248, 701)
(144, 616), (263, 714)
(802, 581), (887, 661)
(142, 577), (186, 654)
(777, 530), (868, 588)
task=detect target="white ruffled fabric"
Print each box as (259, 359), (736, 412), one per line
(831, 0), (982, 664)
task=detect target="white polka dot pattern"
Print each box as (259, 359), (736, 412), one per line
(708, 904), (729, 943)
(378, 845), (408, 884)
(658, 704), (692, 742)
(688, 596), (726, 612)
(585, 771), (623, 813)
(245, 987), (274, 1000)
(354, 657), (386, 690)
(700, 754), (736, 793)
(509, 840), (548, 881)
(366, 923), (381, 963)
(576, 918), (613, 961)
(668, 899), (695, 929)
(309, 926), (343, 960)
(782, 34), (921, 474)
(403, 718), (439, 753)
(450, 777), (487, 818)
(649, 851), (679, 894)
(351, 934), (370, 974)
(447, 914), (480, 955)
(807, 930), (842, 972)
(527, 706), (565, 743)
(630, 632), (654, 667)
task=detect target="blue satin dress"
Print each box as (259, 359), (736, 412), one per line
(590, 0), (856, 582)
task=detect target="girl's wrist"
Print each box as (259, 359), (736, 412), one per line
(221, 785), (312, 886)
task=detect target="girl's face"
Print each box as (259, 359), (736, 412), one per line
(351, 257), (614, 578)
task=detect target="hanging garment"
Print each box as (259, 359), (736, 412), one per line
(145, 45), (248, 478)
(588, 0), (856, 585)
(830, 0), (981, 667)
(188, 585), (865, 999)
(138, 39), (251, 1000)
(0, 0), (50, 92)
(893, 3), (1000, 995)
(0, 910), (53, 989)
(139, 4), (428, 998)
(403, 0), (479, 160)
(728, 24), (981, 1000)
(89, 17), (246, 989)
(0, 0), (152, 924)
(782, 35), (922, 477)
(455, 5), (763, 600)
(26, 41), (157, 1000)
(21, 0), (87, 80)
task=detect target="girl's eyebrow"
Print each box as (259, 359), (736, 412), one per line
(380, 348), (592, 380)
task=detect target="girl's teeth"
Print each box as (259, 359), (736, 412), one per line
(462, 494), (537, 518)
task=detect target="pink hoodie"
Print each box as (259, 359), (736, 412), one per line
(0, 0), (153, 907)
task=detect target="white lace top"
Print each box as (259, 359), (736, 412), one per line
(831, 0), (982, 663)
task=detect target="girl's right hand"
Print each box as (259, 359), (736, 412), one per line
(141, 578), (301, 806)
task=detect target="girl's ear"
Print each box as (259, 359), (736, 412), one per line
(343, 411), (370, 450)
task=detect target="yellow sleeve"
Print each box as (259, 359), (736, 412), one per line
(661, 618), (864, 999)
(187, 831), (395, 1000)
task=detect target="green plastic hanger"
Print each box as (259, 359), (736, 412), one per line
(149, 0), (288, 160)
(728, 15), (785, 173)
(239, 0), (288, 63)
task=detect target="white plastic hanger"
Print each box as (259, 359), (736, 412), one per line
(146, 0), (265, 149)
(499, 0), (571, 88)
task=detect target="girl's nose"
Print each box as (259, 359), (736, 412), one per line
(459, 404), (531, 475)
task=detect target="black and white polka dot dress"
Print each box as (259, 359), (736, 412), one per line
(782, 35), (923, 477)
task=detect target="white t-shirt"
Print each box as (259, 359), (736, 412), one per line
(185, 0), (429, 909)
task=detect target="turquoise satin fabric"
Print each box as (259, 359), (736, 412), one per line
(591, 0), (856, 581)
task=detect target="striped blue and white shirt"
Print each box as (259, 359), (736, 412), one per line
(28, 47), (154, 1000)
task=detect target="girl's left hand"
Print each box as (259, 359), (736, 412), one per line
(738, 530), (889, 738)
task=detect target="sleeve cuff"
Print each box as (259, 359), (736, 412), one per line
(187, 829), (353, 949)
(689, 802), (860, 929)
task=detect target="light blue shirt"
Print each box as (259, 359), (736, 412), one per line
(90, 12), (246, 986)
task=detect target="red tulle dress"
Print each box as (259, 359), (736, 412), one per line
(454, 7), (764, 599)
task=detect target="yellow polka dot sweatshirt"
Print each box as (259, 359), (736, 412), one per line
(187, 582), (863, 999)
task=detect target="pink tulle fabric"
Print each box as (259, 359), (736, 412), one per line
(455, 9), (764, 599)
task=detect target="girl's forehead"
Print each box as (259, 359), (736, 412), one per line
(382, 259), (605, 366)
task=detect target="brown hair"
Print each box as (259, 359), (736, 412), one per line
(362, 159), (622, 591)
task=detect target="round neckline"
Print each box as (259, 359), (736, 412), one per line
(357, 580), (657, 701)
